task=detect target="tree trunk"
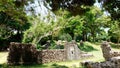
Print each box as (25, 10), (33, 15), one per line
(85, 33), (87, 41)
(118, 38), (120, 45)
(91, 28), (96, 42)
(82, 31), (86, 41)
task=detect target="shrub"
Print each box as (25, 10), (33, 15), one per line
(59, 33), (72, 42)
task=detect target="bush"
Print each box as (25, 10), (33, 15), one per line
(110, 43), (120, 49)
(78, 42), (97, 52)
(59, 33), (72, 42)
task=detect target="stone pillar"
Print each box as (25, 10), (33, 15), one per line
(101, 41), (112, 60)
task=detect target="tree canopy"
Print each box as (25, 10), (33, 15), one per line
(46, 0), (95, 15)
(0, 0), (120, 50)
(99, 0), (120, 21)
(0, 0), (31, 39)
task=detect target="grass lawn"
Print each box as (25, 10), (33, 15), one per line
(1, 42), (118, 68)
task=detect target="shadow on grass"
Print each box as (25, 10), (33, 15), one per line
(0, 64), (48, 68)
(78, 43), (98, 52)
(51, 63), (68, 68)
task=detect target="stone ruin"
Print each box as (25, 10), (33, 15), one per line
(81, 41), (120, 68)
(65, 40), (93, 60)
(7, 41), (93, 65)
(81, 57), (120, 68)
(7, 42), (38, 65)
(101, 41), (120, 60)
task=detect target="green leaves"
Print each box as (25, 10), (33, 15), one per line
(109, 21), (120, 43)
(99, 0), (120, 20)
(0, 0), (31, 40)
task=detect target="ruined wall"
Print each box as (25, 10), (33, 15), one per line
(7, 41), (93, 65)
(7, 42), (38, 65)
(81, 56), (120, 68)
(37, 49), (66, 63)
(7, 42), (67, 65)
(81, 41), (120, 68)
(101, 41), (120, 60)
(65, 41), (83, 60)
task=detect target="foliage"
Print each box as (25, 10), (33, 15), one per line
(46, 0), (95, 15)
(59, 33), (72, 42)
(99, 0), (120, 20)
(22, 17), (53, 44)
(0, 0), (32, 40)
(0, 12), (30, 39)
(23, 10), (84, 45)
(81, 6), (108, 42)
(0, 0), (32, 50)
(96, 30), (109, 42)
(110, 42), (120, 49)
(78, 42), (98, 52)
(109, 21), (120, 43)
(63, 15), (84, 39)
(87, 6), (102, 35)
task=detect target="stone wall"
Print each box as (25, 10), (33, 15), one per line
(101, 41), (120, 60)
(81, 56), (120, 68)
(37, 49), (66, 63)
(64, 41), (92, 60)
(7, 42), (38, 65)
(7, 41), (93, 65)
(7, 42), (66, 65)
(81, 41), (120, 68)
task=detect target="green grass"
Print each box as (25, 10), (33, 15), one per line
(78, 42), (98, 52)
(110, 42), (120, 49)
(1, 42), (118, 68)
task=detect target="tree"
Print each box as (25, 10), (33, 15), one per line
(22, 9), (84, 45)
(82, 6), (103, 42)
(109, 21), (120, 44)
(0, 0), (30, 40)
(46, 0), (95, 15)
(99, 0), (120, 21)
(0, 0), (32, 50)
(63, 16), (84, 40)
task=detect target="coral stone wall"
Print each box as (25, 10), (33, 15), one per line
(81, 41), (120, 68)
(7, 41), (92, 65)
(65, 41), (82, 60)
(7, 42), (38, 65)
(37, 49), (66, 63)
(101, 41), (120, 60)
(81, 56), (120, 68)
(7, 42), (67, 65)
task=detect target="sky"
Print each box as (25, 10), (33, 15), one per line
(25, 0), (56, 22)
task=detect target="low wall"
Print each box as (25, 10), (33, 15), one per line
(81, 56), (120, 68)
(7, 42), (67, 65)
(37, 49), (66, 63)
(7, 42), (92, 65)
(81, 41), (120, 68)
(7, 42), (38, 65)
